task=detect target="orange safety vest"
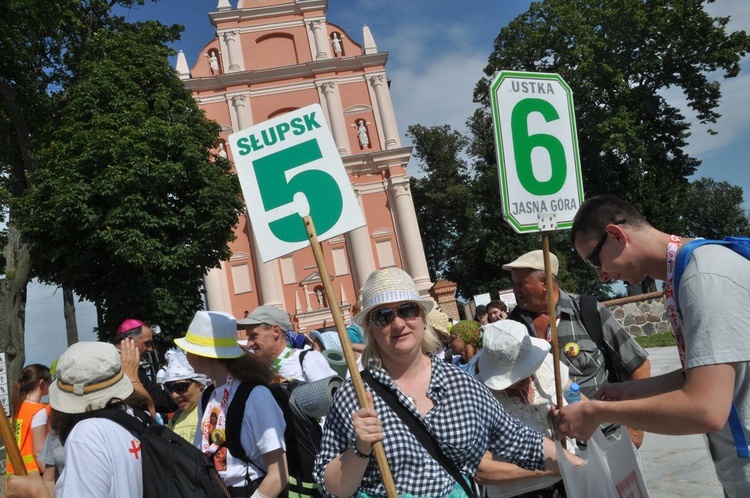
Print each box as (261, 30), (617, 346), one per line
(6, 401), (50, 475)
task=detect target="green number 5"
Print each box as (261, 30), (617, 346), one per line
(511, 98), (566, 196)
(253, 139), (343, 242)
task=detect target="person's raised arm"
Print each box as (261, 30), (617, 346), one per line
(120, 338), (156, 417)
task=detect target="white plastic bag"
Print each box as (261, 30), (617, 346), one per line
(556, 429), (649, 497)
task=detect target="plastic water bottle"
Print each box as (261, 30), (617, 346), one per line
(564, 382), (581, 404)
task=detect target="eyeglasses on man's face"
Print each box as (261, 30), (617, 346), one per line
(584, 219), (626, 269)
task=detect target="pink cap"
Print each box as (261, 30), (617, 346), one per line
(117, 318), (145, 335)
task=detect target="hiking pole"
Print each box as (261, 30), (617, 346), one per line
(304, 215), (399, 498)
(0, 402), (28, 476)
(542, 233), (564, 409)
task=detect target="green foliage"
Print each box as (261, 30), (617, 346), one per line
(410, 0), (749, 300)
(474, 0), (750, 233)
(683, 177), (750, 238)
(18, 20), (244, 341)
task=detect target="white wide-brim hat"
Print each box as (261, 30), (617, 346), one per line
(175, 311), (244, 359)
(478, 320), (551, 391)
(49, 342), (134, 414)
(352, 267), (435, 327)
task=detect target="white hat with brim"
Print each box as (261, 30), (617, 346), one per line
(478, 320), (551, 391)
(502, 250), (559, 276)
(49, 342), (134, 414)
(352, 267), (434, 327)
(310, 330), (342, 351)
(174, 311), (244, 359)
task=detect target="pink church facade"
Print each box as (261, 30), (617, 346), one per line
(176, 0), (432, 332)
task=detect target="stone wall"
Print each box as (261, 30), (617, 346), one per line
(602, 291), (670, 337)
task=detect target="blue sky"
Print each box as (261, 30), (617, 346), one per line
(24, 0), (750, 366)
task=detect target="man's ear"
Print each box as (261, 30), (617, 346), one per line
(608, 223), (628, 247)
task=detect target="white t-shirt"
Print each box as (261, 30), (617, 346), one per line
(680, 245), (750, 497)
(57, 410), (143, 498)
(277, 347), (337, 382)
(196, 381), (286, 488)
(31, 407), (48, 428)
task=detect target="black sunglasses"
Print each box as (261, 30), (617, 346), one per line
(165, 381), (193, 395)
(585, 219), (626, 269)
(369, 302), (421, 328)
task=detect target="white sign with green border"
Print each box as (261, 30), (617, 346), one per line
(229, 103), (365, 262)
(490, 71), (584, 233)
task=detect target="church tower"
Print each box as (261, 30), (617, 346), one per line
(177, 0), (431, 331)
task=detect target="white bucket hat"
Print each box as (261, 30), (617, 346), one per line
(174, 311), (244, 359)
(353, 267), (434, 327)
(164, 349), (211, 385)
(502, 250), (559, 276)
(309, 330), (342, 351)
(478, 320), (551, 391)
(49, 342), (134, 414)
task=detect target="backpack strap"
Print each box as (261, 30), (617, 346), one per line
(298, 349), (310, 370)
(91, 407), (150, 436)
(579, 295), (625, 383)
(673, 238), (715, 309)
(225, 381), (260, 463)
(361, 370), (477, 498)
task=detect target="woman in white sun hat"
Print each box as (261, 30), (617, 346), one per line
(313, 267), (579, 498)
(174, 310), (288, 498)
(8, 341), (151, 498)
(475, 320), (578, 498)
(163, 348), (211, 444)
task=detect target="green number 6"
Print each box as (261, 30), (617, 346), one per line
(253, 139), (343, 242)
(510, 98), (566, 196)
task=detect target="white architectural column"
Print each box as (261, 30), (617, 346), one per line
(250, 230), (284, 308)
(345, 190), (377, 294)
(390, 182), (432, 293)
(231, 94), (251, 130)
(204, 264), (232, 313)
(319, 82), (349, 154)
(223, 30), (241, 71)
(369, 75), (399, 149)
(309, 20), (329, 60)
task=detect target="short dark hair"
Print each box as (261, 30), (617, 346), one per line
(570, 195), (651, 248)
(487, 300), (507, 312)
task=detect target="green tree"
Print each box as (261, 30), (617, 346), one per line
(407, 124), (474, 281)
(683, 177), (750, 239)
(467, 0), (749, 294)
(474, 0), (750, 229)
(19, 21), (244, 342)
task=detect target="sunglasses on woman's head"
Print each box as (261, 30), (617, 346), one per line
(369, 302), (421, 328)
(165, 381), (193, 394)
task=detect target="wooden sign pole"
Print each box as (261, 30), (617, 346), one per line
(542, 233), (564, 409)
(0, 404), (28, 476)
(304, 216), (398, 498)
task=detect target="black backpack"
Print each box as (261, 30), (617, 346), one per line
(95, 408), (230, 498)
(202, 378), (324, 498)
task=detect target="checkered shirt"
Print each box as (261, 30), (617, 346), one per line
(313, 355), (545, 497)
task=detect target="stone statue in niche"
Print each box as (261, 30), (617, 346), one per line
(208, 52), (220, 73)
(331, 33), (342, 55)
(316, 289), (324, 307)
(218, 142), (227, 158)
(357, 120), (369, 147)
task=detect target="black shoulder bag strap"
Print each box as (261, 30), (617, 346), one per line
(360, 370), (477, 498)
(579, 294), (622, 382)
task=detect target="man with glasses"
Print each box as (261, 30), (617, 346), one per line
(504, 249), (650, 446)
(555, 195), (750, 497)
(240, 306), (336, 382)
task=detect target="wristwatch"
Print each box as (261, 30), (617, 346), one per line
(352, 440), (373, 459)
